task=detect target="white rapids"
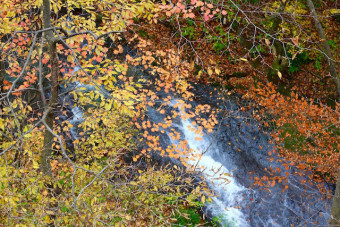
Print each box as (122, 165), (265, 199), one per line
(167, 100), (249, 226)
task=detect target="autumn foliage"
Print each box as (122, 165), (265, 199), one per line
(249, 83), (339, 183)
(1, 0), (340, 225)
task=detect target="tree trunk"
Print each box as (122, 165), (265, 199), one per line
(40, 0), (60, 175)
(0, 61), (4, 86)
(306, 0), (340, 99)
(0, 60), (5, 102)
(329, 169), (340, 226)
(0, 34), (9, 88)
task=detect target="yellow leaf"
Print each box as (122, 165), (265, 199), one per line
(207, 68), (213, 76)
(44, 215), (51, 222)
(215, 68), (221, 75)
(104, 102), (112, 111)
(201, 195), (206, 204)
(0, 119), (5, 131)
(189, 61), (195, 71)
(239, 58), (248, 62)
(277, 71), (282, 79)
(33, 160), (39, 169)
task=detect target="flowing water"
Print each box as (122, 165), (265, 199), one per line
(167, 100), (249, 226)
(145, 93), (332, 226)
(62, 74), (332, 226)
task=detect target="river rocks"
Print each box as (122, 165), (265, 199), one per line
(187, 84), (332, 226)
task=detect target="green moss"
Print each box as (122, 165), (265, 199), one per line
(139, 29), (149, 38)
(288, 50), (310, 73)
(173, 208), (201, 226)
(279, 123), (307, 154)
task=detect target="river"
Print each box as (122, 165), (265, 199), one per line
(60, 65), (332, 227)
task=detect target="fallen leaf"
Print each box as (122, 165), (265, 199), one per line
(277, 71), (282, 79)
(265, 38), (271, 46)
(207, 68), (213, 76)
